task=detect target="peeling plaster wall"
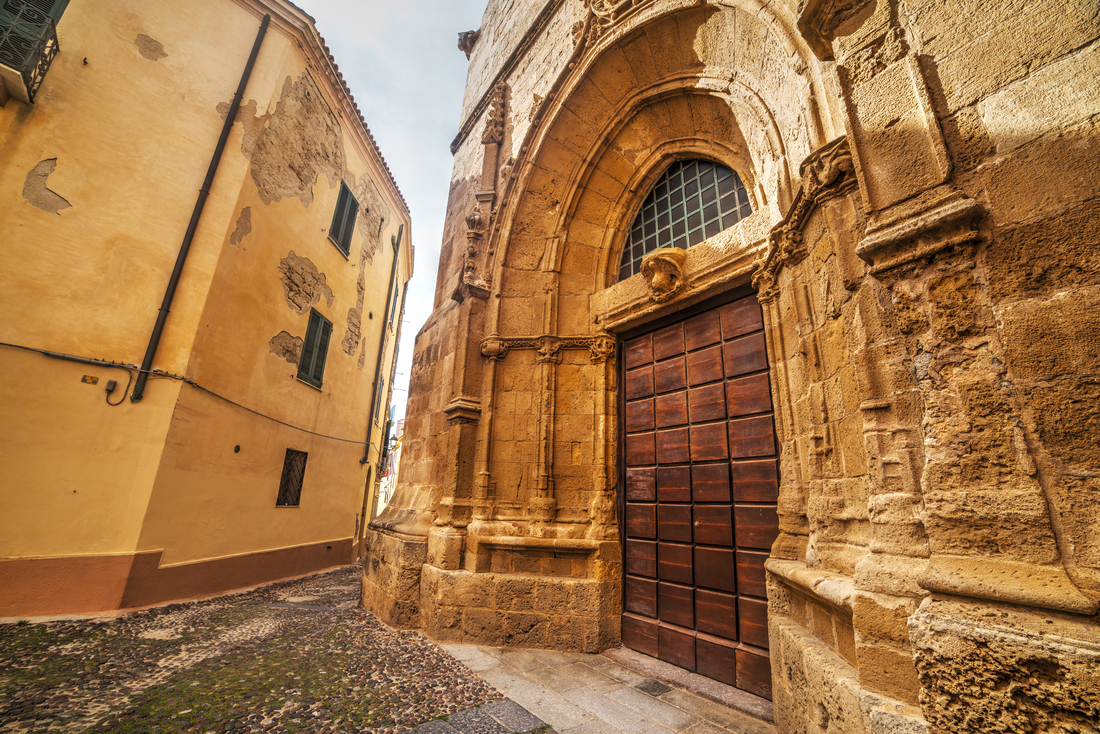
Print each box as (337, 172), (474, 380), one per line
(0, 0), (412, 614)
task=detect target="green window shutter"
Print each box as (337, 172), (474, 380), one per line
(311, 318), (332, 385)
(297, 310), (331, 387)
(328, 183), (357, 256)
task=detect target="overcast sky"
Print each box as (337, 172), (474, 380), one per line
(300, 0), (488, 423)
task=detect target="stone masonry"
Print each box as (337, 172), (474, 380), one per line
(364, 1), (1100, 732)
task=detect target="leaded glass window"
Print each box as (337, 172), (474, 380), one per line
(618, 160), (752, 281)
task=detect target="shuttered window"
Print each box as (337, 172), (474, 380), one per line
(276, 449), (307, 507)
(328, 182), (358, 256)
(297, 310), (332, 388)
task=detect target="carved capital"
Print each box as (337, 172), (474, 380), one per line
(536, 336), (563, 364)
(588, 334), (616, 364)
(481, 336), (509, 361)
(641, 247), (688, 303)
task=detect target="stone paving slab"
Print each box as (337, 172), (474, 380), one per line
(440, 644), (776, 734)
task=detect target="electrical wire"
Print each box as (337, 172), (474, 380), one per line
(105, 367), (134, 406)
(1, 341), (363, 444)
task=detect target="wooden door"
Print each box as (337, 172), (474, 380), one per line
(620, 290), (779, 700)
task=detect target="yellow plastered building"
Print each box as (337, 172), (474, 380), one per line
(0, 0), (412, 616)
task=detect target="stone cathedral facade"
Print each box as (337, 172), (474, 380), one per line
(364, 0), (1100, 731)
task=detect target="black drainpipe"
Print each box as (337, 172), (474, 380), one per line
(131, 14), (270, 403)
(362, 224), (403, 463)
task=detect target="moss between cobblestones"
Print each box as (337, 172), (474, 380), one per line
(0, 567), (501, 734)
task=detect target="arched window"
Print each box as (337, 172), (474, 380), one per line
(618, 160), (752, 281)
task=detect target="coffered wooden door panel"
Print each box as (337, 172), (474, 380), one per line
(620, 289), (777, 701)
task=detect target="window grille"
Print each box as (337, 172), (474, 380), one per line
(0, 0), (65, 104)
(276, 449), (307, 506)
(618, 160), (752, 281)
(328, 182), (358, 256)
(297, 310), (332, 388)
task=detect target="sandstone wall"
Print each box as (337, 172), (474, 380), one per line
(365, 0), (1100, 730)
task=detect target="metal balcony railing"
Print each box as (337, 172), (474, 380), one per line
(0, 0), (60, 103)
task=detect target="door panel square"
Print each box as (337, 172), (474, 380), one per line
(625, 504), (656, 539)
(736, 648), (772, 701)
(687, 346), (723, 385)
(695, 589), (738, 640)
(693, 546), (736, 592)
(684, 310), (721, 350)
(626, 399), (654, 432)
(658, 624), (696, 671)
(658, 582), (694, 628)
(657, 466), (691, 502)
(728, 416), (775, 458)
(658, 504), (692, 543)
(625, 540), (657, 578)
(692, 463), (730, 502)
(624, 336), (652, 369)
(688, 383), (726, 423)
(731, 460), (779, 502)
(658, 543), (693, 584)
(622, 614), (658, 657)
(656, 428), (690, 464)
(652, 324), (685, 361)
(624, 576), (657, 617)
(736, 550), (769, 598)
(625, 366), (654, 399)
(626, 432), (656, 465)
(697, 636), (738, 688)
(719, 297), (763, 339)
(625, 467), (655, 502)
(734, 505), (780, 549)
(739, 597), (770, 649)
(725, 373), (772, 416)
(654, 358), (687, 393)
(723, 333), (768, 377)
(655, 391), (688, 427)
(690, 423), (728, 461)
(693, 505), (734, 546)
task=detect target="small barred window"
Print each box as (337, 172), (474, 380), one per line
(276, 449), (307, 507)
(618, 160), (752, 281)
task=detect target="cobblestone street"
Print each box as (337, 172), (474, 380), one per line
(0, 566), (503, 733)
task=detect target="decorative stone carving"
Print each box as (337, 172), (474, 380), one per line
(753, 136), (857, 301)
(796, 0), (878, 61)
(587, 334), (616, 363)
(640, 247), (688, 303)
(536, 336), (563, 364)
(443, 396), (482, 425)
(480, 333), (616, 363)
(480, 336), (508, 362)
(452, 203), (492, 304)
(482, 83), (506, 145)
(457, 29), (480, 59)
(572, 0), (656, 52)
